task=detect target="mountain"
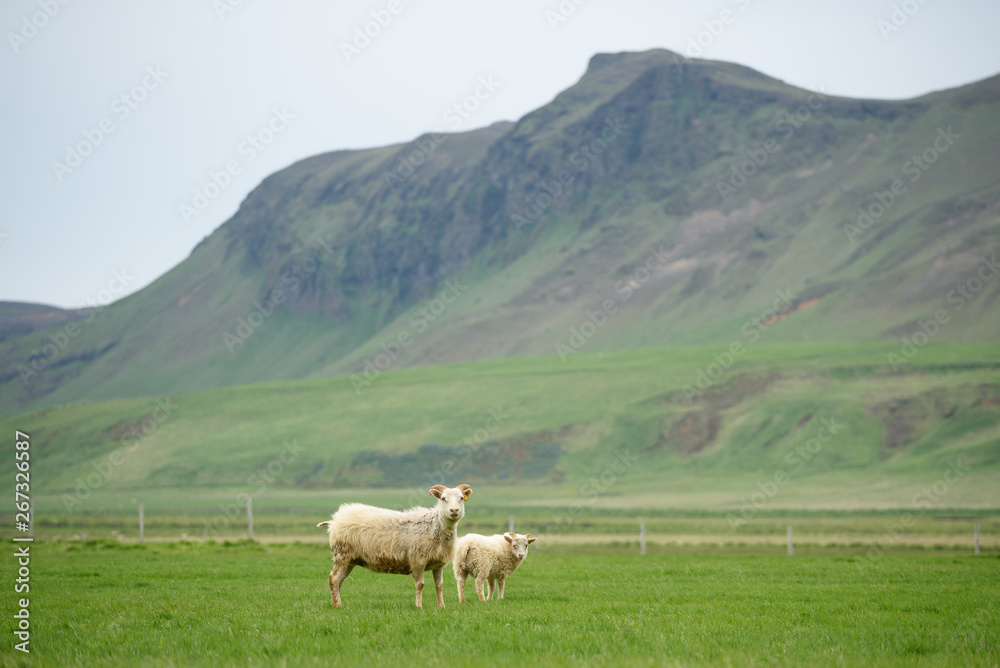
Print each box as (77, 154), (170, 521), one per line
(2, 49), (999, 416)
(0, 302), (87, 341)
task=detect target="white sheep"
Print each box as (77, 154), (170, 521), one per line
(453, 531), (536, 602)
(316, 483), (472, 608)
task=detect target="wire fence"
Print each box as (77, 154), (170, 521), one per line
(12, 501), (998, 555)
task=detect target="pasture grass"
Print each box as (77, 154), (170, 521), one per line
(3, 540), (997, 667)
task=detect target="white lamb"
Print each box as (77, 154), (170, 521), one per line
(316, 484), (472, 608)
(453, 531), (536, 602)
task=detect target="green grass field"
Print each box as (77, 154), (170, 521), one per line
(3, 541), (997, 667)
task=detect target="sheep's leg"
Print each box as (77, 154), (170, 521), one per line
(456, 570), (467, 603)
(329, 561), (354, 608)
(475, 575), (487, 602)
(487, 579), (496, 601)
(412, 567), (425, 608)
(433, 567), (445, 608)
(498, 577), (505, 600)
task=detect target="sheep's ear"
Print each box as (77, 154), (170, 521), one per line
(527, 534), (537, 544)
(457, 484), (473, 501)
(504, 534), (513, 543)
(429, 485), (447, 499)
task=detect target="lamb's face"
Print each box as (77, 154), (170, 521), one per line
(503, 532), (536, 560)
(429, 484), (472, 522)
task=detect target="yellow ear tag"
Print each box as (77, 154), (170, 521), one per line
(462, 493), (470, 501)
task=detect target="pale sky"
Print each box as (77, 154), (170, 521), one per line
(2, 0), (999, 308)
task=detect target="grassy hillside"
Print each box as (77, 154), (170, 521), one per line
(5, 344), (998, 523)
(1, 50), (998, 414)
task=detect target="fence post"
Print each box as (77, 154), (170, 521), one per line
(139, 504), (144, 544)
(974, 522), (980, 555)
(787, 524), (793, 556)
(248, 497), (254, 541)
(640, 520), (646, 556)
(509, 514), (515, 533)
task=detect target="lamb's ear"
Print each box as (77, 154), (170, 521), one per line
(527, 534), (537, 544)
(504, 534), (513, 543)
(457, 484), (473, 501)
(429, 485), (447, 499)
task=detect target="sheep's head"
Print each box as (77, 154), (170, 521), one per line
(429, 484), (472, 522)
(503, 532), (536, 560)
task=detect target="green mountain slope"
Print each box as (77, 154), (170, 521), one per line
(2, 49), (999, 415)
(4, 344), (998, 509)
